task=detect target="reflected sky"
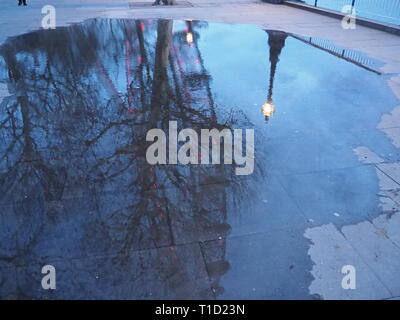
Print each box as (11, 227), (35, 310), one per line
(0, 18), (398, 299)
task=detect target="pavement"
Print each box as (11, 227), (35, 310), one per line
(0, 0), (400, 300)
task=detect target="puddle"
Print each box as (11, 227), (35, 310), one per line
(0, 18), (399, 299)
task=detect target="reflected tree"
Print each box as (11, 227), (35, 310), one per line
(0, 19), (262, 298)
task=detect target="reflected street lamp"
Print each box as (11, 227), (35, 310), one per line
(262, 30), (287, 122)
(262, 100), (275, 119)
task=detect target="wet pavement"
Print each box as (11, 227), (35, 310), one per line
(0, 17), (400, 299)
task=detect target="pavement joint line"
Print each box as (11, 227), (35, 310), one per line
(2, 219), (310, 268)
(197, 241), (216, 298)
(369, 217), (400, 252)
(376, 126), (400, 131)
(278, 163), (379, 177)
(375, 163), (400, 185)
(274, 173), (310, 222)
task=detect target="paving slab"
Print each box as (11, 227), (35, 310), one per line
(0, 266), (18, 300)
(342, 219), (400, 297)
(15, 243), (213, 299)
(305, 223), (392, 300)
(169, 175), (309, 244)
(279, 165), (382, 226)
(377, 162), (400, 184)
(202, 229), (314, 299)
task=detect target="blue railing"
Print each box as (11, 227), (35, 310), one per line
(292, 0), (400, 25)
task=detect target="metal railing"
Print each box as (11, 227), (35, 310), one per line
(292, 0), (400, 25)
(291, 34), (381, 74)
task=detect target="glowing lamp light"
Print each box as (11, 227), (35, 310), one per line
(186, 32), (193, 45)
(261, 101), (275, 119)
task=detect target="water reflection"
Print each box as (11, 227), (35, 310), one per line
(0, 19), (264, 299)
(262, 30), (288, 122)
(1, 17), (395, 300)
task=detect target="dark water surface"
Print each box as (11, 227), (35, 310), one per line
(0, 19), (398, 299)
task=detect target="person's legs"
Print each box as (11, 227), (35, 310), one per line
(152, 0), (161, 5)
(23, 0), (27, 5)
(18, 0), (22, 6)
